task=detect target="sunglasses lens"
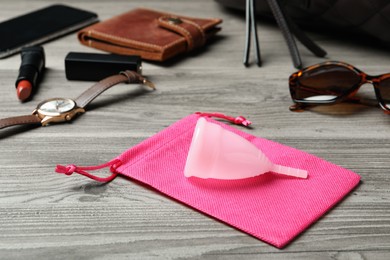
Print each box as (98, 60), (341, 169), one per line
(378, 78), (390, 110)
(293, 65), (361, 102)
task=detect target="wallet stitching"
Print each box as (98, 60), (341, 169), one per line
(200, 19), (222, 30)
(85, 30), (185, 50)
(138, 7), (221, 30)
(158, 17), (194, 50)
(78, 8), (221, 55)
(87, 30), (164, 50)
(181, 18), (206, 46)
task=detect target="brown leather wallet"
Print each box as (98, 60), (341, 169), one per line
(77, 8), (222, 62)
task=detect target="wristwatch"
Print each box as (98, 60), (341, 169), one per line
(0, 70), (154, 129)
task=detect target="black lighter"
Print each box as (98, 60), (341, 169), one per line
(65, 52), (142, 81)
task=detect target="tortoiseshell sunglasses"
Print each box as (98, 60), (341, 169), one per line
(289, 61), (390, 113)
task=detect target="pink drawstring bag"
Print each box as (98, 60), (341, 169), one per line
(56, 112), (360, 248)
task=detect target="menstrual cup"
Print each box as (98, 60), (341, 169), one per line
(184, 118), (308, 179)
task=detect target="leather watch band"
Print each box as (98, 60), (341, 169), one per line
(0, 71), (154, 130)
(75, 70), (149, 108)
(0, 114), (41, 129)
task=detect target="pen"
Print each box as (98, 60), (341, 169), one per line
(15, 46), (45, 101)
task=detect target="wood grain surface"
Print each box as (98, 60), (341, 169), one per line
(1, 0), (390, 259)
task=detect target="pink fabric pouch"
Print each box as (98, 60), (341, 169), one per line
(56, 113), (360, 248)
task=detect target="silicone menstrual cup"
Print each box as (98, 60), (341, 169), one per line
(184, 118), (308, 179)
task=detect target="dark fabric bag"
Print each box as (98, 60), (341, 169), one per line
(217, 0), (390, 45)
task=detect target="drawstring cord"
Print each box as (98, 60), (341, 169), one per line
(195, 112), (252, 127)
(55, 159), (122, 182)
(55, 112), (250, 182)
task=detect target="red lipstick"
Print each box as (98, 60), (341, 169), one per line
(15, 46), (45, 102)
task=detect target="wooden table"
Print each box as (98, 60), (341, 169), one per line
(1, 1), (390, 259)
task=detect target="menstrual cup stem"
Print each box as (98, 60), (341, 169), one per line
(271, 164), (308, 178)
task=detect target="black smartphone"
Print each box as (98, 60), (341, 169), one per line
(0, 4), (98, 59)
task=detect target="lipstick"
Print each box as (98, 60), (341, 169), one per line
(15, 46), (45, 101)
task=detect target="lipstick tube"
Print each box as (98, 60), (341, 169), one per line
(15, 46), (45, 101)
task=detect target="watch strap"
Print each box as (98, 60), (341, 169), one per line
(0, 71), (154, 131)
(0, 115), (41, 129)
(74, 70), (153, 109)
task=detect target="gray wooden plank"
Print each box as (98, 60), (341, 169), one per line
(0, 0), (390, 259)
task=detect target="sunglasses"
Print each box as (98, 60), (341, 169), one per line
(289, 61), (390, 113)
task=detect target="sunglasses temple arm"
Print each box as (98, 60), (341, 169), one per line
(266, 0), (328, 68)
(244, 0), (327, 68)
(243, 0), (262, 66)
(283, 10), (327, 58)
(266, 0), (302, 69)
(250, 0), (261, 66)
(243, 0), (251, 66)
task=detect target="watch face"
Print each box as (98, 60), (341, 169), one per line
(37, 98), (76, 116)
